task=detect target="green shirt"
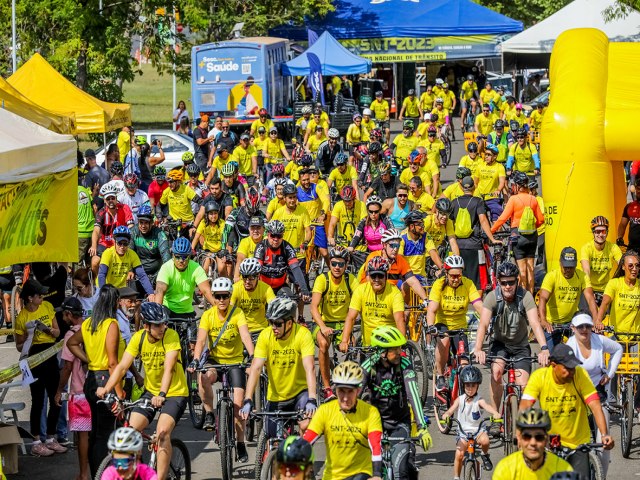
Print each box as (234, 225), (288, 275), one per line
(78, 186), (95, 238)
(156, 259), (208, 313)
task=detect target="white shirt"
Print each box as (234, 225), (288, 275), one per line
(456, 393), (483, 436)
(567, 333), (623, 385)
(117, 189), (149, 222)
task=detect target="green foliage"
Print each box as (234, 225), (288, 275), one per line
(602, 0), (639, 20)
(474, 0), (573, 28)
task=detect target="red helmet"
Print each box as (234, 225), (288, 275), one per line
(272, 163), (285, 175)
(370, 128), (383, 140)
(259, 108), (268, 116)
(124, 173), (139, 188)
(340, 186), (356, 201)
(367, 256), (390, 274)
(246, 187), (260, 213)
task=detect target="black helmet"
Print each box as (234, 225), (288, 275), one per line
(186, 163), (200, 176)
(497, 262), (519, 279)
(512, 170), (529, 187)
(140, 302), (169, 324)
(404, 210), (426, 226)
(456, 166), (472, 179)
(368, 141), (382, 154)
(459, 365), (482, 385)
(494, 119), (505, 129)
(516, 127), (527, 137)
(283, 184), (297, 196)
(205, 201), (221, 213)
(276, 436), (313, 467)
(110, 160), (124, 176)
(435, 197), (452, 214)
(467, 142), (478, 153)
(517, 407), (551, 432)
(528, 179), (539, 190)
(509, 120), (519, 131)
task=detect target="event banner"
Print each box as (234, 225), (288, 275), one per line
(340, 35), (500, 62)
(0, 169), (77, 265)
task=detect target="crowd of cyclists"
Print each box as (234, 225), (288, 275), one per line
(5, 73), (640, 480)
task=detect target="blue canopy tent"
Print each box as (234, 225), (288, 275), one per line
(282, 31), (372, 76)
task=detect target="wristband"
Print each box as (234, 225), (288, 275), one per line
(540, 345), (549, 351)
(159, 391), (167, 398)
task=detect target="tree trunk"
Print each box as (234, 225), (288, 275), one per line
(76, 40), (88, 89)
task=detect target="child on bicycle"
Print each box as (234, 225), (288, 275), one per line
(101, 427), (157, 480)
(442, 366), (501, 480)
(191, 200), (227, 278)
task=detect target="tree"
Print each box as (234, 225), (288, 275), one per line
(474, 0), (573, 28)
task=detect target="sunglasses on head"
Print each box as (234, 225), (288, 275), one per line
(112, 456), (135, 470)
(370, 272), (386, 280)
(521, 432), (547, 442)
(330, 260), (346, 268)
(500, 280), (517, 287)
(214, 293), (231, 300)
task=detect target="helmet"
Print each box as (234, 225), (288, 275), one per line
(408, 150), (423, 164)
(467, 74), (474, 81)
(205, 201), (221, 213)
(113, 226), (131, 240)
(370, 326), (407, 349)
(456, 166), (472, 179)
(301, 106), (312, 115)
(272, 163), (285, 175)
(108, 427), (143, 454)
(370, 128), (382, 140)
(300, 154), (314, 167)
(362, 108), (372, 116)
(368, 141), (382, 154)
(137, 204), (153, 221)
(123, 173), (139, 188)
(379, 162), (391, 175)
(283, 184), (297, 196)
(403, 120), (414, 130)
(153, 165), (167, 177)
(404, 210), (426, 225)
(274, 177), (287, 187)
(134, 135), (147, 146)
(266, 296), (298, 321)
(239, 258), (262, 277)
(328, 128), (340, 139)
(182, 152), (194, 164)
(367, 256), (390, 274)
(494, 119), (505, 129)
(366, 195), (382, 208)
(259, 108), (268, 116)
(332, 361), (364, 387)
(340, 185), (356, 201)
(591, 216), (609, 230)
(550, 473), (582, 480)
(430, 113), (439, 123)
(381, 228), (402, 243)
(334, 152), (348, 166)
(314, 107), (323, 115)
(435, 97), (444, 104)
(497, 262), (520, 278)
(328, 246), (350, 261)
(444, 255), (464, 270)
(186, 163), (200, 176)
(516, 407), (551, 432)
(353, 113), (362, 121)
(509, 120), (519, 131)
(167, 169), (184, 182)
(267, 220), (285, 235)
(246, 187), (260, 213)
(528, 179), (538, 190)
(100, 181), (123, 198)
(211, 277), (233, 293)
(221, 163), (236, 177)
(110, 161), (124, 176)
(427, 126), (437, 135)
(459, 365), (483, 385)
(276, 436), (313, 467)
(172, 237), (191, 256)
(515, 103), (523, 110)
(516, 127), (527, 137)
(485, 143), (499, 155)
(435, 197), (453, 214)
(436, 78), (444, 85)
(140, 302), (168, 324)
(512, 170), (529, 187)
(467, 142), (478, 153)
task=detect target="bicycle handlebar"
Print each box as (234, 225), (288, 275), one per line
(250, 410), (306, 421)
(442, 417), (502, 438)
(98, 394), (155, 411)
(485, 355), (538, 365)
(195, 363), (249, 372)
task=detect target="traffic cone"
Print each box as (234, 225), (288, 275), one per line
(390, 96), (397, 114)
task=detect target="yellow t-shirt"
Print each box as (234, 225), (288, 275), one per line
(238, 236), (261, 259)
(99, 247), (142, 288)
(285, 161), (303, 184)
(231, 144), (256, 176)
(443, 182), (465, 201)
(529, 109), (545, 131)
(331, 200), (366, 243)
(199, 307), (248, 364)
(251, 118), (275, 135)
(603, 277), (640, 333)
(328, 166), (358, 192)
(265, 139), (286, 163)
(475, 113), (497, 136)
(440, 90), (456, 111)
(507, 112), (527, 128)
(125, 328), (188, 397)
(429, 276), (480, 329)
(399, 167), (431, 190)
(253, 135), (269, 155)
(415, 122), (434, 141)
(419, 92), (436, 112)
(476, 161), (506, 200)
(420, 139), (445, 169)
(159, 184), (197, 222)
(423, 215), (454, 248)
(409, 191), (435, 214)
(312, 273), (356, 323)
(540, 269), (591, 323)
(306, 119), (329, 136)
(349, 282), (404, 345)
(117, 131), (131, 162)
(493, 451), (572, 480)
(579, 241), (622, 292)
(307, 399), (382, 480)
(230, 280), (275, 332)
(254, 323), (315, 401)
(15, 301), (57, 346)
(346, 123), (369, 144)
(196, 220), (224, 252)
(362, 118), (376, 132)
(509, 143), (538, 173)
(460, 81), (478, 101)
(81, 317), (124, 371)
(306, 134), (327, 154)
(535, 195), (545, 235)
(459, 154), (483, 178)
(501, 102), (515, 119)
(392, 134), (420, 167)
(399, 233), (434, 277)
(430, 108), (450, 127)
(522, 366), (597, 449)
(272, 204), (311, 253)
(369, 99), (389, 121)
(402, 97), (420, 117)
(266, 197), (286, 219)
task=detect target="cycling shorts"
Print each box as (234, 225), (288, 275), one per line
(397, 274), (426, 290)
(488, 341), (533, 374)
(167, 310), (196, 321)
(313, 225), (328, 249)
(312, 322), (345, 346)
(203, 362), (246, 389)
(512, 230), (538, 260)
(265, 389), (309, 437)
(133, 391), (187, 424)
(434, 323), (469, 357)
(96, 244), (108, 257)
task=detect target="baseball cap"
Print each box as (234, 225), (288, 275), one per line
(571, 314), (594, 328)
(118, 286), (138, 298)
(559, 247), (577, 268)
(240, 133), (250, 140)
(550, 343), (582, 368)
(200, 114), (209, 124)
(269, 126), (278, 133)
(375, 91), (383, 96)
(249, 216), (265, 228)
(19, 279), (49, 300)
(461, 176), (475, 189)
(408, 89), (415, 95)
(217, 144), (228, 153)
(84, 149), (96, 159)
(56, 297), (84, 316)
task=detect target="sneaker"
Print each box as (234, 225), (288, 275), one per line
(480, 453), (493, 471)
(31, 442), (54, 457)
(203, 411), (215, 432)
(436, 375), (447, 391)
(237, 442), (249, 463)
(56, 436), (72, 447)
(5, 334), (13, 342)
(323, 387), (336, 401)
(45, 438), (68, 453)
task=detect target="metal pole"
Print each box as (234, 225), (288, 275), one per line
(11, 0), (17, 73)
(172, 14), (177, 129)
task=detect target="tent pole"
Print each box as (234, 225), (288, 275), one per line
(103, 132), (107, 150)
(393, 63), (398, 119)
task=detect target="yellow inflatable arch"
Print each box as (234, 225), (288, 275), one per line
(543, 28), (632, 270)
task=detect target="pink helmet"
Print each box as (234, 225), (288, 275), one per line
(515, 103), (523, 110)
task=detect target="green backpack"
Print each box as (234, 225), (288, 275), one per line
(518, 197), (537, 234)
(454, 197), (474, 238)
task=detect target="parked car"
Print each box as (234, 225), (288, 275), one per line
(523, 89), (551, 117)
(96, 130), (195, 170)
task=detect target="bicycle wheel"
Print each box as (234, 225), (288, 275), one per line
(443, 138), (452, 167)
(186, 369), (205, 429)
(504, 395), (519, 456)
(94, 454), (113, 480)
(219, 401), (235, 480)
(10, 285), (20, 326)
(463, 459), (479, 480)
(167, 438), (191, 480)
(255, 431), (269, 480)
(405, 340), (429, 406)
(433, 372), (451, 434)
(588, 449), (604, 480)
(422, 331), (436, 382)
(260, 448), (278, 480)
(621, 379), (634, 458)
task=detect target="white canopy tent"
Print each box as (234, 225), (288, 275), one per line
(501, 0), (640, 70)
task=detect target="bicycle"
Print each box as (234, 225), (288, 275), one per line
(380, 434), (421, 480)
(440, 124), (453, 168)
(252, 410), (305, 480)
(315, 329), (362, 403)
(94, 395), (191, 480)
(405, 305), (434, 405)
(547, 434), (604, 480)
(485, 355), (537, 455)
(161, 218), (183, 242)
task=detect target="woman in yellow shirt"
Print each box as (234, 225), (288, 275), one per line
(598, 251), (640, 333)
(346, 113), (369, 164)
(192, 201), (227, 278)
(14, 279), (65, 457)
(305, 125), (327, 156)
(67, 284), (124, 474)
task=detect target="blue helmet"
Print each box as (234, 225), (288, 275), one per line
(137, 204), (153, 221)
(113, 226), (131, 240)
(172, 237), (191, 255)
(140, 302), (168, 324)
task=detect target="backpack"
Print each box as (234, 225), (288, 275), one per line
(454, 197), (474, 238)
(518, 197), (536, 235)
(320, 272), (352, 316)
(493, 286), (528, 339)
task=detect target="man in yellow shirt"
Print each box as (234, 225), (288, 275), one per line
(474, 104), (498, 136)
(440, 83), (457, 113)
(459, 74), (479, 133)
(507, 131), (540, 176)
(409, 176), (435, 214)
(370, 91), (390, 144)
(272, 184), (312, 259)
(529, 103), (546, 134)
(304, 110), (329, 145)
(231, 133), (257, 177)
(328, 186), (365, 247)
(399, 152), (431, 194)
(250, 108), (274, 137)
(391, 121), (420, 168)
(327, 156), (359, 197)
(398, 89), (422, 126)
(479, 83), (499, 111)
(580, 216), (622, 298)
(305, 125), (327, 156)
(158, 169), (199, 223)
(419, 85), (436, 116)
(234, 216), (265, 281)
(231, 258), (275, 334)
(418, 127), (447, 173)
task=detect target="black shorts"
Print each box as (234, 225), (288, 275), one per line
(96, 244), (108, 257)
(0, 274), (15, 294)
(512, 231), (538, 260)
(265, 390), (309, 437)
(167, 310), (196, 320)
(134, 391), (187, 424)
(489, 341), (533, 374)
(203, 362), (246, 389)
(434, 324), (469, 357)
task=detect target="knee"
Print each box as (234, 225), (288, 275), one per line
(317, 337), (328, 352)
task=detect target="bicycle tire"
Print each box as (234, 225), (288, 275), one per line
(168, 438), (191, 480)
(186, 369), (205, 429)
(405, 340), (429, 406)
(433, 371), (451, 434)
(444, 138), (452, 167)
(422, 331), (436, 382)
(621, 379), (634, 458)
(220, 401), (234, 480)
(588, 449), (604, 480)
(94, 454), (113, 480)
(255, 430), (269, 480)
(504, 394), (519, 456)
(10, 285), (20, 326)
(260, 448), (278, 480)
(463, 458), (479, 480)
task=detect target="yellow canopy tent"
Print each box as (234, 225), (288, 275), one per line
(8, 53), (131, 134)
(0, 78), (76, 135)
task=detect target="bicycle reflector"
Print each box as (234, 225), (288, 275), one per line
(457, 340), (466, 356)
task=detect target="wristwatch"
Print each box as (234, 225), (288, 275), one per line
(540, 345), (549, 351)
(159, 391), (167, 398)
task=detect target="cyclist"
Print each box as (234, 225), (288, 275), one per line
(155, 237), (217, 319)
(295, 106), (313, 142)
(529, 179), (546, 266)
(328, 186), (366, 248)
(346, 113), (369, 163)
(340, 257), (405, 349)
(538, 247), (598, 348)
(370, 90), (391, 143)
(195, 178), (234, 221)
(487, 120), (510, 164)
(507, 129), (540, 176)
(476, 144), (506, 221)
(391, 120), (420, 168)
(298, 168), (330, 263)
(479, 82), (499, 111)
(442, 166), (473, 201)
(491, 171), (545, 293)
(362, 327), (432, 480)
(233, 216), (266, 282)
(520, 343), (614, 477)
(349, 196), (392, 253)
(311, 247), (356, 399)
(305, 125), (328, 156)
(224, 186), (266, 251)
(157, 169), (200, 226)
(580, 216), (622, 305)
(380, 184), (413, 230)
(274, 436), (315, 480)
(190, 277), (254, 460)
(264, 163), (294, 199)
(303, 361), (383, 480)
(101, 427), (157, 480)
(459, 142), (482, 179)
(474, 103), (498, 136)
(191, 201), (226, 278)
(398, 151), (432, 197)
(493, 408), (573, 479)
(97, 302), (188, 480)
(304, 108), (329, 145)
(431, 98), (451, 139)
(241, 296), (318, 434)
(459, 74), (479, 133)
(473, 262), (550, 410)
(272, 184), (313, 263)
(327, 152), (359, 198)
(220, 162), (247, 207)
(398, 210), (431, 281)
(419, 85), (436, 118)
(427, 255), (483, 391)
(529, 103), (546, 139)
(398, 89), (422, 127)
(441, 366), (501, 479)
(184, 163), (206, 216)
(231, 258), (275, 336)
(316, 128), (344, 176)
(130, 205), (171, 285)
(424, 197), (460, 259)
(117, 173), (148, 222)
(408, 176), (435, 214)
(357, 141), (386, 188)
(364, 162), (399, 202)
(250, 108), (274, 137)
(597, 250), (640, 333)
(508, 103), (528, 130)
(415, 145), (441, 196)
(263, 127), (290, 180)
(147, 166), (168, 208)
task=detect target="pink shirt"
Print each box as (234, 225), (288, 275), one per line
(61, 326), (86, 395)
(100, 464), (157, 480)
(363, 222), (387, 251)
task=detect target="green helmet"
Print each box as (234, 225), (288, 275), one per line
(135, 135), (147, 146)
(153, 165), (166, 177)
(182, 151), (194, 163)
(370, 326), (407, 348)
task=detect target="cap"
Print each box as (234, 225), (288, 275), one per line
(84, 149), (96, 158)
(550, 343), (582, 368)
(461, 176), (474, 189)
(200, 114), (209, 123)
(258, 127), (266, 133)
(249, 216), (265, 228)
(240, 133), (250, 140)
(20, 279), (49, 300)
(56, 297), (84, 315)
(315, 125), (323, 130)
(269, 126), (278, 133)
(217, 144), (228, 153)
(571, 314), (594, 328)
(560, 247), (577, 267)
(375, 91), (383, 96)
(408, 89), (415, 95)
(118, 286), (138, 298)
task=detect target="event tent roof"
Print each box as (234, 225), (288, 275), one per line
(8, 53), (131, 134)
(271, 0), (522, 40)
(0, 78), (76, 135)
(501, 0), (640, 69)
(282, 31), (372, 76)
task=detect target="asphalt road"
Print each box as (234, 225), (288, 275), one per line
(3, 121), (640, 480)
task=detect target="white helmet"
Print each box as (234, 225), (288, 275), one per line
(435, 78), (444, 85)
(100, 180), (124, 198)
(435, 97), (444, 104)
(211, 277), (233, 293)
(362, 108), (372, 116)
(239, 258), (262, 277)
(301, 106), (312, 115)
(108, 427), (143, 453)
(381, 229), (402, 243)
(328, 128), (340, 139)
(366, 195), (383, 208)
(332, 361), (364, 387)
(444, 255), (465, 270)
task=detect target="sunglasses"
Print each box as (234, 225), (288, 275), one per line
(112, 456), (135, 470)
(174, 254), (189, 261)
(370, 272), (386, 280)
(330, 261), (346, 268)
(428, 133), (436, 137)
(270, 132), (278, 135)
(368, 209), (380, 214)
(517, 135), (526, 139)
(397, 194), (408, 198)
(243, 275), (259, 281)
(117, 241), (130, 247)
(214, 293), (231, 300)
(521, 432), (547, 442)
(269, 319), (285, 327)
(448, 273), (462, 280)
(222, 126), (229, 129)
(500, 280), (517, 287)
(269, 233), (283, 239)
(575, 324), (593, 330)
(626, 263), (640, 270)
(593, 229), (608, 235)
(387, 242), (400, 250)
